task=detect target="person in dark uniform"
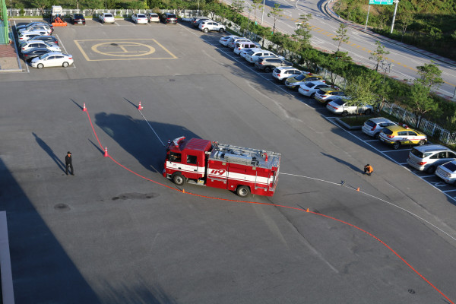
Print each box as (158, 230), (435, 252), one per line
(65, 151), (74, 175)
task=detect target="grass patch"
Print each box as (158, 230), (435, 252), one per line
(340, 115), (371, 127)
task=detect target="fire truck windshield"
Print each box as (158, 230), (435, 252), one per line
(169, 152), (181, 162)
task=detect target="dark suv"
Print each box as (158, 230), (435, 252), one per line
(70, 13), (85, 25)
(160, 13), (177, 24)
(255, 57), (293, 72)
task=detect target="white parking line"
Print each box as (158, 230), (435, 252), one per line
(382, 148), (411, 152)
(365, 139), (379, 142)
(398, 162), (408, 165)
(115, 21), (120, 26)
(443, 189), (456, 193)
(420, 175), (437, 178)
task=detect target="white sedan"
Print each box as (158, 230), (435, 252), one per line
(436, 161), (456, 185)
(326, 98), (373, 116)
(99, 13), (115, 23)
(298, 81), (329, 97)
(132, 13), (148, 24)
(272, 67), (303, 82)
(31, 52), (73, 69)
(219, 35), (240, 47)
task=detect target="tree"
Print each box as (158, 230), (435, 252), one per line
(452, 30), (456, 41)
(428, 27), (443, 48)
(416, 61), (444, 90)
(332, 22), (349, 52)
(32, 0), (49, 16)
(251, 0), (262, 24)
(344, 70), (378, 114)
(405, 83), (438, 128)
(268, 3), (283, 34)
(321, 51), (352, 85)
(398, 11), (413, 41)
(369, 41), (390, 72)
(231, 0), (245, 16)
(293, 13), (312, 52)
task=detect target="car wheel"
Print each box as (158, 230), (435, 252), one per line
(264, 67), (272, 73)
(172, 173), (185, 186)
(364, 109), (372, 115)
(219, 28), (225, 33)
(203, 28), (209, 33)
(374, 132), (380, 139)
(418, 140), (426, 146)
(236, 185), (250, 197)
(393, 142), (401, 150)
(310, 93), (316, 98)
(341, 111), (348, 117)
(62, 62), (69, 68)
(37, 63), (44, 69)
(426, 166), (436, 174)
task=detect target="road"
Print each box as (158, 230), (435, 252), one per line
(223, 0), (456, 99)
(1, 19), (456, 303)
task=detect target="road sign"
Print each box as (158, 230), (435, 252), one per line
(369, 0), (394, 5)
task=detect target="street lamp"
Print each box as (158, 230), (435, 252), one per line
(390, 0), (399, 33)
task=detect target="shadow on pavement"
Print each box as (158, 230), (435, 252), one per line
(0, 158), (100, 303)
(32, 132), (66, 173)
(94, 113), (200, 172)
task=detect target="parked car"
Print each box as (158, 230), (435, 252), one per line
(379, 125), (427, 150)
(284, 74), (322, 90)
(19, 36), (58, 47)
(219, 35), (240, 47)
(298, 81), (329, 97)
(30, 52), (73, 69)
(272, 67), (303, 82)
(246, 50), (280, 64)
(18, 25), (52, 35)
(233, 42), (261, 55)
(160, 13), (177, 24)
(240, 48), (261, 59)
(407, 145), (456, 173)
(199, 20), (226, 33)
(147, 13), (160, 23)
(191, 17), (210, 27)
(326, 98), (374, 116)
(314, 88), (346, 104)
(99, 13), (115, 23)
(255, 57), (292, 72)
(70, 13), (85, 25)
(362, 117), (396, 139)
(228, 38), (251, 49)
(435, 160), (456, 186)
(18, 31), (47, 42)
(132, 13), (148, 24)
(21, 48), (50, 61)
(16, 22), (52, 31)
(21, 41), (61, 53)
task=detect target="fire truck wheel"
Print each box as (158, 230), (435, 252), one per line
(236, 186), (250, 197)
(173, 173), (186, 185)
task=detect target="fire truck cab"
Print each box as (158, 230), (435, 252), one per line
(163, 136), (281, 197)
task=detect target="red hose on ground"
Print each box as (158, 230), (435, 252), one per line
(84, 109), (454, 304)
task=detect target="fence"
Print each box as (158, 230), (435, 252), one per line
(6, 8), (204, 18)
(381, 102), (456, 145)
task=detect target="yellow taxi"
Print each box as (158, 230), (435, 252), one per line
(284, 74), (325, 90)
(314, 87), (346, 104)
(379, 124), (427, 150)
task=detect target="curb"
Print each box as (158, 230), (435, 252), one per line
(335, 118), (362, 130)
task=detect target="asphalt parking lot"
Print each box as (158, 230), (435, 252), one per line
(2, 19), (456, 304)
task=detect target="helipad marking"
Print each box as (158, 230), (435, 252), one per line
(91, 42), (156, 57)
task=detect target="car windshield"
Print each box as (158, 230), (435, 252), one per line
(410, 148), (425, 158)
(75, 14), (83, 18)
(138, 14), (146, 18)
(40, 53), (51, 59)
(333, 99), (345, 106)
(295, 74), (306, 81)
(105, 14), (113, 17)
(168, 14), (177, 18)
(443, 161), (456, 172)
(365, 120), (376, 127)
(305, 83), (316, 88)
(316, 89), (326, 94)
(382, 128), (393, 135)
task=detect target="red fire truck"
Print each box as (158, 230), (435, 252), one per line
(163, 136), (281, 197)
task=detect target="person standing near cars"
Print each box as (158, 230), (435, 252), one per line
(65, 151), (74, 176)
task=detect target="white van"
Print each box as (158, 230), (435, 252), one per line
(233, 42), (261, 55)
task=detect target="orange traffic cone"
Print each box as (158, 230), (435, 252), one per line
(82, 103), (87, 112)
(104, 147), (109, 157)
(306, 208), (309, 212)
(357, 187), (360, 192)
(138, 101), (143, 111)
(182, 189), (185, 194)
